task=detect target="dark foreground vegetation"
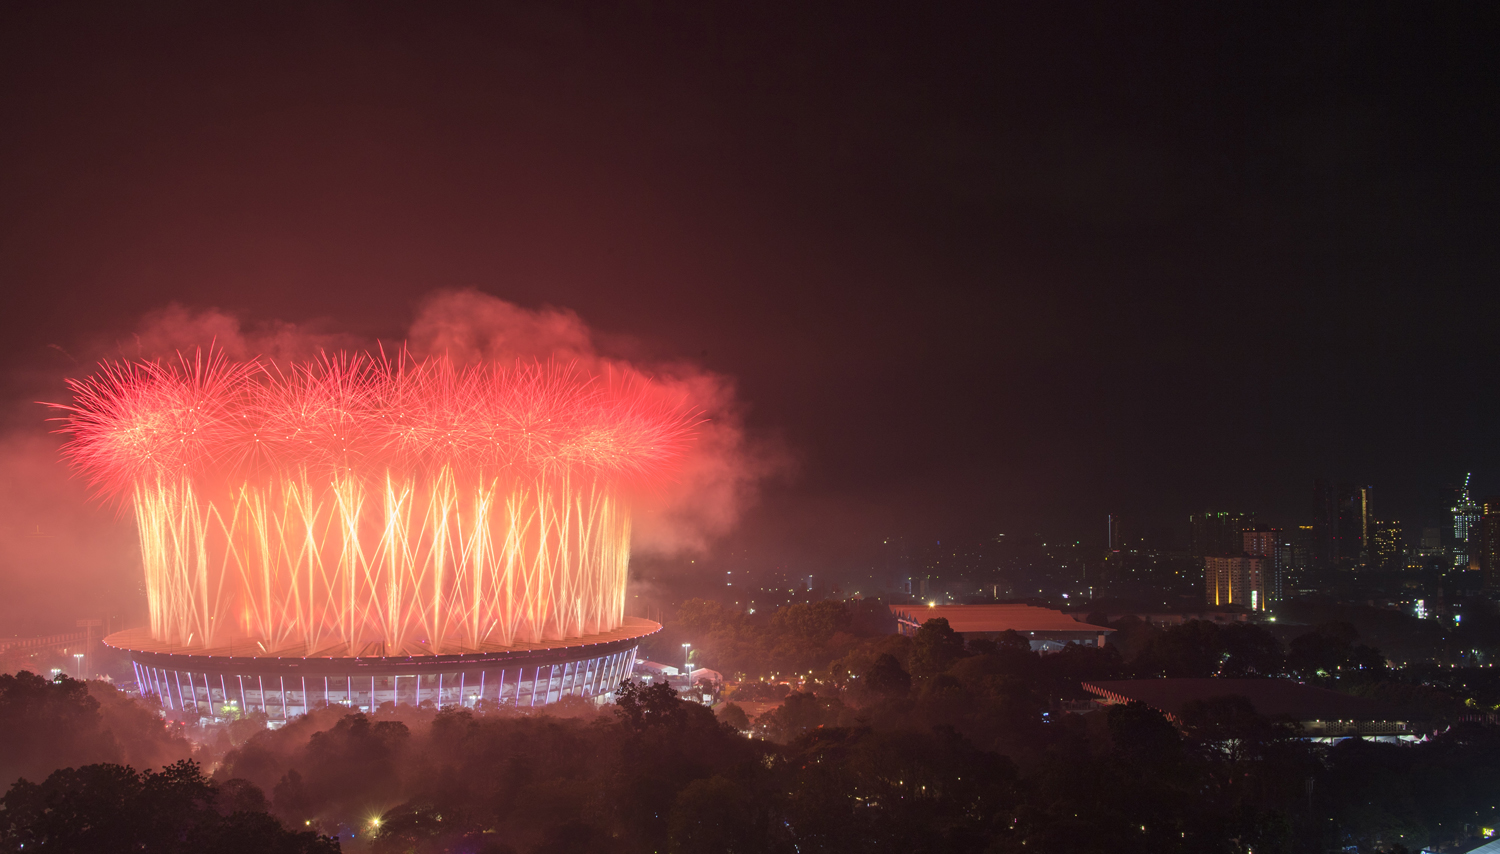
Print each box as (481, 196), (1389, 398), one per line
(1, 605), (1500, 852)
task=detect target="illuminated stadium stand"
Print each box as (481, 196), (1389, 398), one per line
(108, 617), (659, 723)
(890, 603), (1114, 650)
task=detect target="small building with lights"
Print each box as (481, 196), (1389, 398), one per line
(1082, 678), (1413, 739)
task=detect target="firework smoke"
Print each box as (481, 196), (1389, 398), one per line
(48, 292), (761, 654)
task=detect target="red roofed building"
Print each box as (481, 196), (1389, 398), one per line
(889, 604), (1113, 649)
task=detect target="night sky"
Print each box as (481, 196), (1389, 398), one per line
(3, 3), (1499, 586)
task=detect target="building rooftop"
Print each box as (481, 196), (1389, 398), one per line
(890, 603), (1113, 635)
(1463, 836), (1500, 854)
(1082, 678), (1398, 722)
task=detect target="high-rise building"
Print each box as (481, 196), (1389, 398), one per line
(1410, 527), (1445, 570)
(1190, 511), (1254, 557)
(1481, 498), (1500, 592)
(1453, 474), (1482, 570)
(1289, 525), (1317, 575)
(1204, 555), (1268, 611)
(1369, 520), (1403, 573)
(1420, 527), (1442, 551)
(1313, 480), (1373, 569)
(1242, 525), (1287, 601)
(1313, 480), (1336, 568)
(1342, 484), (1374, 567)
(1107, 514), (1126, 551)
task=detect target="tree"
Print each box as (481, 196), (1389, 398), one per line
(949, 633), (1045, 688)
(667, 598), (764, 676)
(770, 600), (853, 646)
(614, 679), (700, 731)
(676, 598), (744, 636)
(0, 672), (190, 789)
(993, 629), (1032, 654)
(668, 776), (767, 854)
(533, 820), (605, 854)
(371, 804), (514, 854)
(0, 672), (113, 787)
(1178, 695), (1289, 762)
(861, 653), (913, 698)
(916, 674), (972, 730)
(1322, 738), (1428, 852)
(778, 726), (1016, 853)
(909, 618), (967, 678)
(1219, 623), (1283, 677)
(1107, 615), (1165, 663)
(1136, 620), (1224, 677)
(0, 760), (337, 853)
(1288, 621), (1375, 677)
(1106, 701), (1181, 766)
(220, 710), (410, 826)
(1048, 642), (1123, 681)
(829, 634), (916, 691)
(229, 710), (271, 745)
(717, 702), (751, 731)
(757, 692), (845, 743)
(763, 601), (860, 676)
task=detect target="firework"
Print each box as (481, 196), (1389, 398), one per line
(54, 351), (696, 654)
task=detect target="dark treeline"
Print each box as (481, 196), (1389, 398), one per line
(0, 671), (190, 786)
(1, 760), (338, 853)
(1, 606), (1499, 852)
(0, 672), (334, 852)
(659, 598), (1483, 720)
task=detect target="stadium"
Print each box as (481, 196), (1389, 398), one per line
(62, 351), (691, 721)
(105, 618), (658, 720)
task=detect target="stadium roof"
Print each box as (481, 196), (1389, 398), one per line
(890, 604), (1112, 635)
(1464, 837), (1500, 854)
(1082, 678), (1398, 722)
(105, 616), (662, 660)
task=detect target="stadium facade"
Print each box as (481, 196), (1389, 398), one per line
(107, 617), (659, 722)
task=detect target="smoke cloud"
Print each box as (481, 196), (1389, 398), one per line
(406, 294), (595, 365)
(406, 289), (770, 554)
(119, 290), (768, 554)
(125, 304), (359, 364)
(0, 432), (143, 635)
(84, 291), (760, 590)
(0, 291), (770, 640)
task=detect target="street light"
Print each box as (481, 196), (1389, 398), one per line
(73, 653), (85, 680)
(682, 643), (692, 681)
